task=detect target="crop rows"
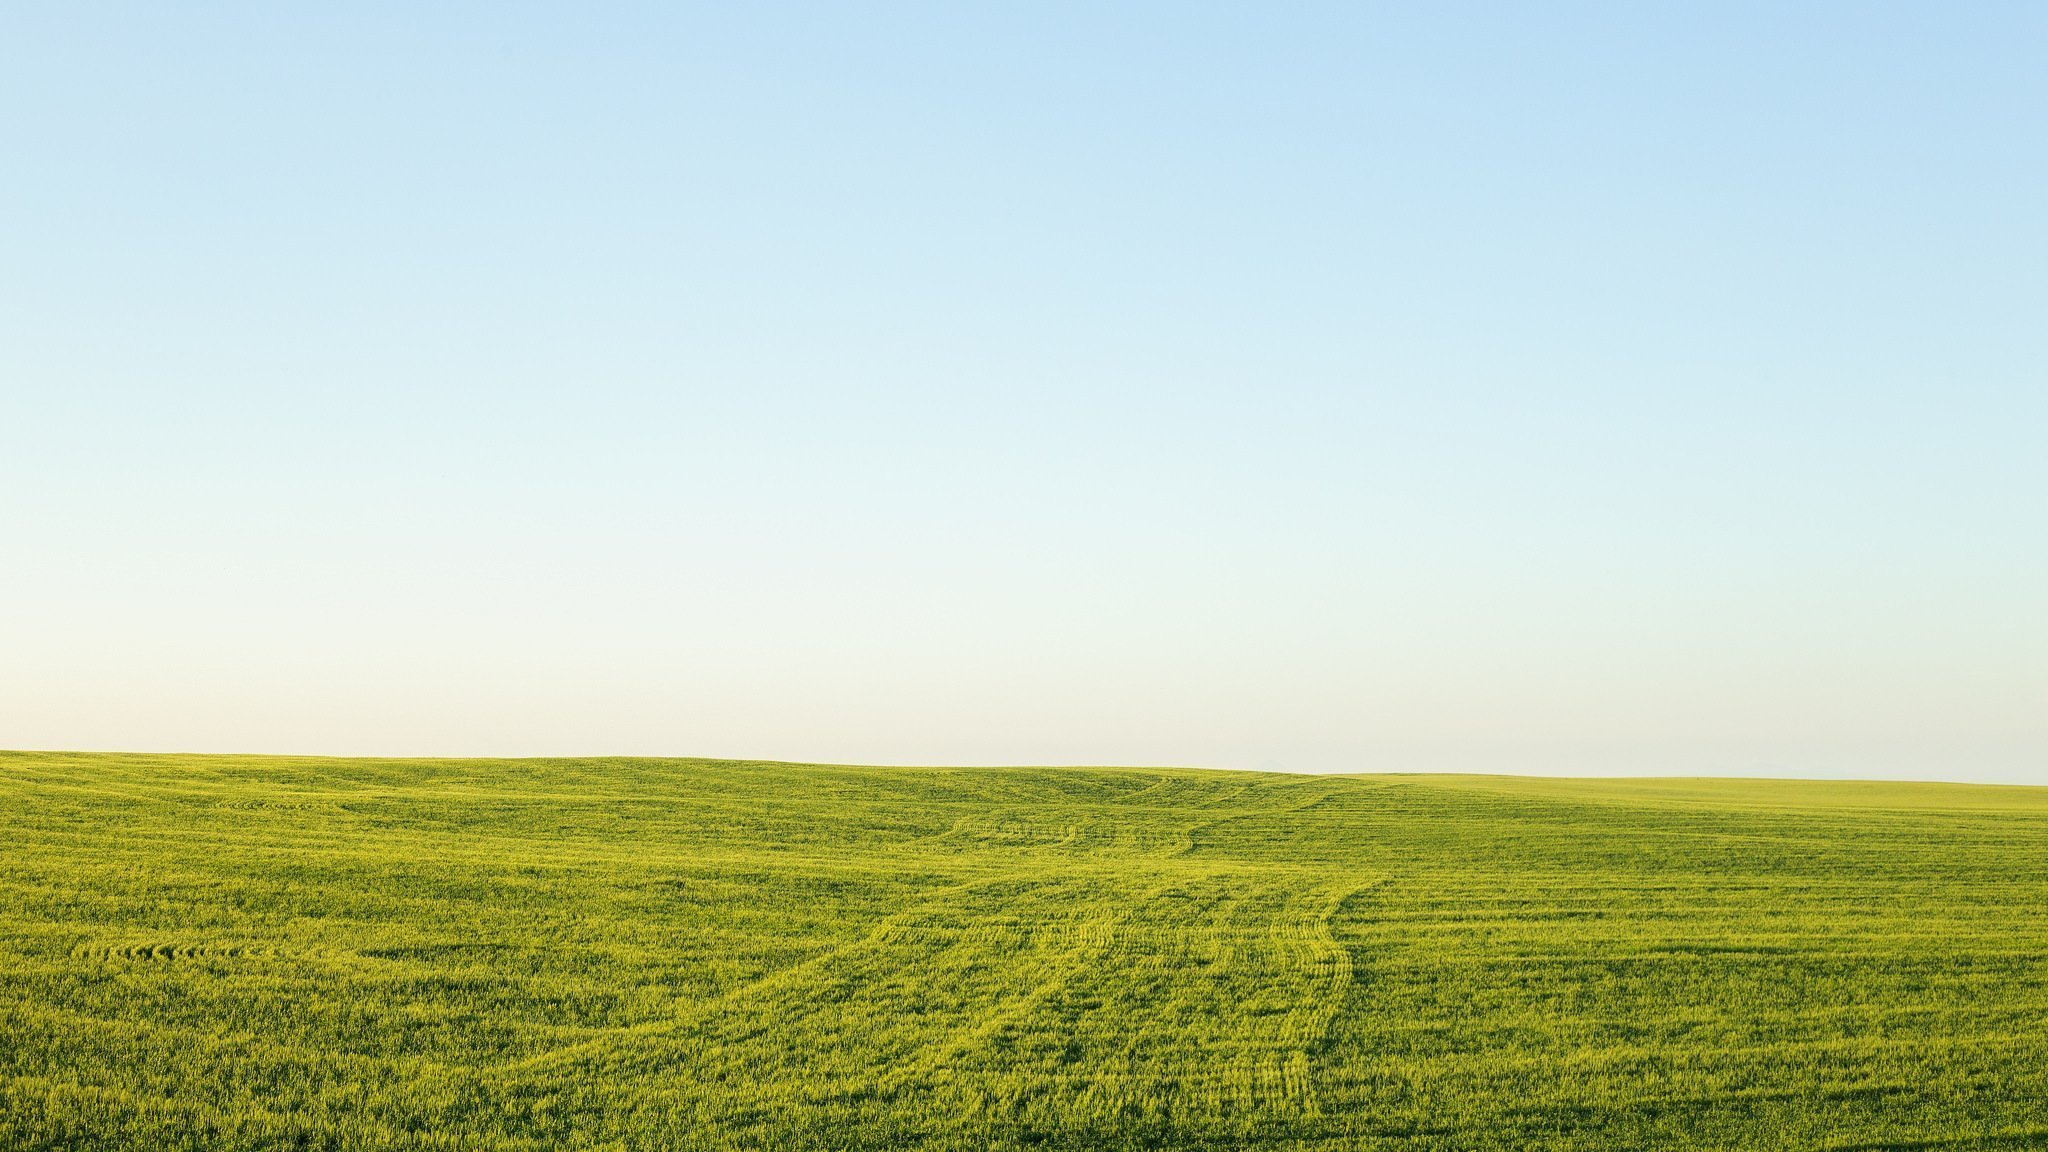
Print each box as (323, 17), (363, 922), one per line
(2, 752), (2045, 1149)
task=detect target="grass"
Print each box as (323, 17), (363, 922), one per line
(2, 751), (2046, 1150)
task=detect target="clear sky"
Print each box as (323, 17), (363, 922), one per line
(4, 4), (2043, 782)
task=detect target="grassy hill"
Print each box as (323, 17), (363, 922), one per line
(2, 751), (2045, 1150)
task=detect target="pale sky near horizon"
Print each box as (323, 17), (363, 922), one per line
(4, 4), (2043, 782)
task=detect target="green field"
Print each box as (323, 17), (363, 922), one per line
(3, 752), (2046, 1150)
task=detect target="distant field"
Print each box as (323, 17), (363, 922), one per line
(3, 752), (2046, 1150)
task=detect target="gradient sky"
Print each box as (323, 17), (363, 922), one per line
(4, 4), (2043, 781)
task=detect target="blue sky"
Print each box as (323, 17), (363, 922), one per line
(4, 3), (2043, 780)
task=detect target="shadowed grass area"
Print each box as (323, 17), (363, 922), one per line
(2, 751), (2045, 1149)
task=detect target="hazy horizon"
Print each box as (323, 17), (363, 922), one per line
(10, 747), (2048, 792)
(6, 4), (2043, 784)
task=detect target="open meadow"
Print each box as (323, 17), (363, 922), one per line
(2, 751), (2045, 1150)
